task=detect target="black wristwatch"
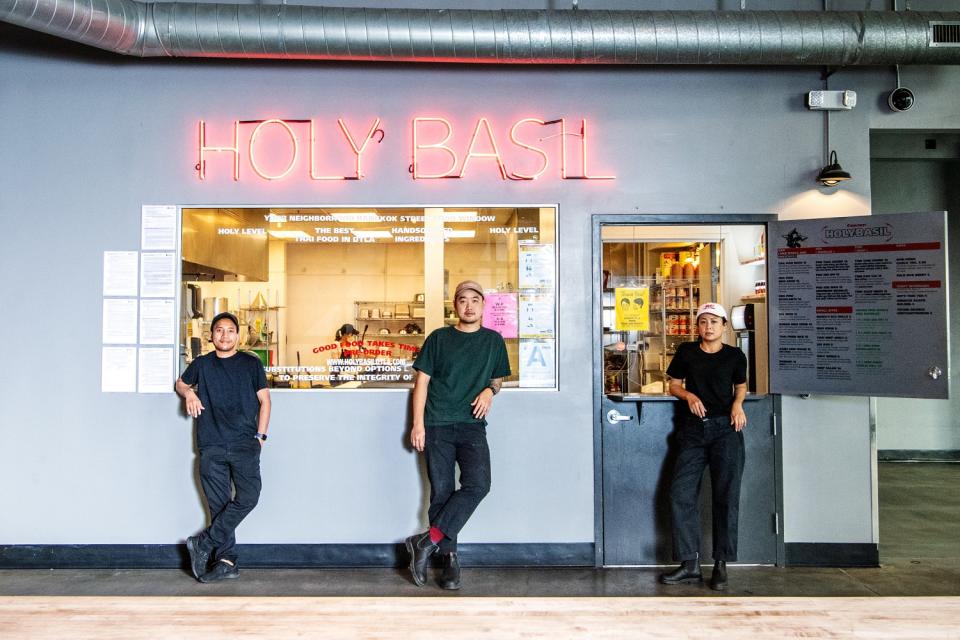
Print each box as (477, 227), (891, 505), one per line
(254, 433), (268, 442)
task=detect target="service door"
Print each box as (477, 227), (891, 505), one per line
(600, 394), (778, 566)
(594, 214), (780, 567)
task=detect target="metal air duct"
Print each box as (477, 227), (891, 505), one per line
(2, 1), (960, 65)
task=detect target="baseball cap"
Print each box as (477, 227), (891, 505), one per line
(454, 280), (485, 300)
(695, 302), (728, 321)
(211, 311), (240, 331)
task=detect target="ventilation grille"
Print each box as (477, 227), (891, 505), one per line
(931, 22), (960, 46)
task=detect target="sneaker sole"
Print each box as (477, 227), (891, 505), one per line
(199, 572), (240, 584)
(405, 538), (426, 587)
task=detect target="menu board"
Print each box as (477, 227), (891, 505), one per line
(768, 212), (948, 399)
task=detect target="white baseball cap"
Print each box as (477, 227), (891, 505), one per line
(696, 302), (728, 321)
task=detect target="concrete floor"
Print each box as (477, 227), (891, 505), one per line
(1, 462), (956, 598)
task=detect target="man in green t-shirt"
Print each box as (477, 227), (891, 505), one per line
(405, 280), (511, 590)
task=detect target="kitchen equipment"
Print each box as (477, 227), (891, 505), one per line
(187, 284), (203, 319)
(202, 297), (230, 322)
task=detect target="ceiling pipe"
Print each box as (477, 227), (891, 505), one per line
(2, 1), (960, 65)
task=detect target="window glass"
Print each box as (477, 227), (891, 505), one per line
(180, 206), (557, 390)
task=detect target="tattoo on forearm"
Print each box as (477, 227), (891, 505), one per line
(488, 378), (503, 395)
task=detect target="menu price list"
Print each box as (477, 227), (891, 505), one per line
(769, 213), (946, 397)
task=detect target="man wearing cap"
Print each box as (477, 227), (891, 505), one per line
(405, 280), (511, 590)
(175, 311), (271, 583)
(660, 302), (747, 591)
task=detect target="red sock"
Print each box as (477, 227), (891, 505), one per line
(429, 526), (445, 544)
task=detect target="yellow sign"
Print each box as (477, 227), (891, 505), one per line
(615, 287), (650, 331)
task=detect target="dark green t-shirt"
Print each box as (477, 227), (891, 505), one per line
(413, 325), (511, 426)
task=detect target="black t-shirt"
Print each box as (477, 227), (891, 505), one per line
(413, 325), (511, 426)
(180, 351), (268, 446)
(666, 342), (747, 418)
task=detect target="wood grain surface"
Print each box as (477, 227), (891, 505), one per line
(1, 596), (957, 639)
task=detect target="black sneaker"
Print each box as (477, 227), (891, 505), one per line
(405, 531), (438, 587)
(185, 535), (210, 580)
(437, 552), (461, 590)
(199, 559), (240, 583)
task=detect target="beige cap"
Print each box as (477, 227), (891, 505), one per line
(454, 280), (485, 300)
(696, 302), (728, 321)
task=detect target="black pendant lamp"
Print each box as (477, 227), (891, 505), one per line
(817, 150), (852, 187)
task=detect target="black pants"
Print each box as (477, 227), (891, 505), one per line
(424, 422), (492, 554)
(197, 439), (262, 564)
(669, 415), (745, 562)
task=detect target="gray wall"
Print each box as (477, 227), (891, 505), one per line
(1, 3), (958, 552)
(871, 139), (960, 452)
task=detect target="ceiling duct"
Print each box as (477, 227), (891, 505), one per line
(3, 1), (960, 65)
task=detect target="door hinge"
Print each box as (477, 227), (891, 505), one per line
(774, 512), (780, 535)
(771, 413), (778, 437)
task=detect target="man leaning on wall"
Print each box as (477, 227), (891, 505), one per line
(175, 311), (272, 583)
(405, 280), (511, 590)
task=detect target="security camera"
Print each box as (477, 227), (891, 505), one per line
(887, 87), (915, 112)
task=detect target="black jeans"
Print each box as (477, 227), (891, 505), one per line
(197, 438), (262, 564)
(669, 415), (745, 562)
(424, 422), (492, 554)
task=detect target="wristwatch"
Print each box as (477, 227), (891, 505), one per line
(254, 433), (268, 442)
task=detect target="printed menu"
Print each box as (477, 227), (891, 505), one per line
(768, 212), (947, 398)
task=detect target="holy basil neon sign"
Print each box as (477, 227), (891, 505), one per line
(197, 117), (615, 182)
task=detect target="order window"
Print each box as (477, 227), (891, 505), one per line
(179, 206), (557, 390)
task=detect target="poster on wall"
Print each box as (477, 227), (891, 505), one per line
(520, 339), (556, 388)
(102, 346), (137, 393)
(482, 292), (518, 338)
(519, 243), (555, 289)
(138, 347), (174, 393)
(614, 287), (650, 331)
(519, 293), (555, 338)
(103, 251), (139, 297)
(102, 298), (138, 344)
(768, 211), (948, 399)
(139, 299), (176, 345)
(141, 205), (178, 251)
(140, 252), (177, 298)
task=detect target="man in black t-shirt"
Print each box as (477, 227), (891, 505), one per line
(404, 280), (511, 590)
(661, 302), (747, 592)
(176, 311), (271, 583)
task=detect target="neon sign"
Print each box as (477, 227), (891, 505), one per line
(197, 116), (615, 182)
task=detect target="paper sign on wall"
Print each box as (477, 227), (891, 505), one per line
(614, 287), (650, 331)
(482, 292), (518, 338)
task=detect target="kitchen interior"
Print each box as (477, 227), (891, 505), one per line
(601, 224), (768, 397)
(180, 206), (557, 389)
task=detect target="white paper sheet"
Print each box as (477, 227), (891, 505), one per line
(138, 347), (174, 393)
(140, 252), (176, 298)
(102, 347), (137, 393)
(103, 251), (139, 296)
(141, 205), (178, 251)
(140, 298), (176, 345)
(519, 339), (556, 388)
(102, 298), (138, 344)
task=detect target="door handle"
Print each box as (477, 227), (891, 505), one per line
(928, 366), (943, 380)
(606, 409), (634, 425)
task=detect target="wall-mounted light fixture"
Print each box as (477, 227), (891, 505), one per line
(816, 150), (851, 187)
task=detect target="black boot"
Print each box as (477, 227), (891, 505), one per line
(405, 531), (438, 587)
(660, 559), (703, 585)
(437, 552), (461, 590)
(709, 560), (728, 591)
